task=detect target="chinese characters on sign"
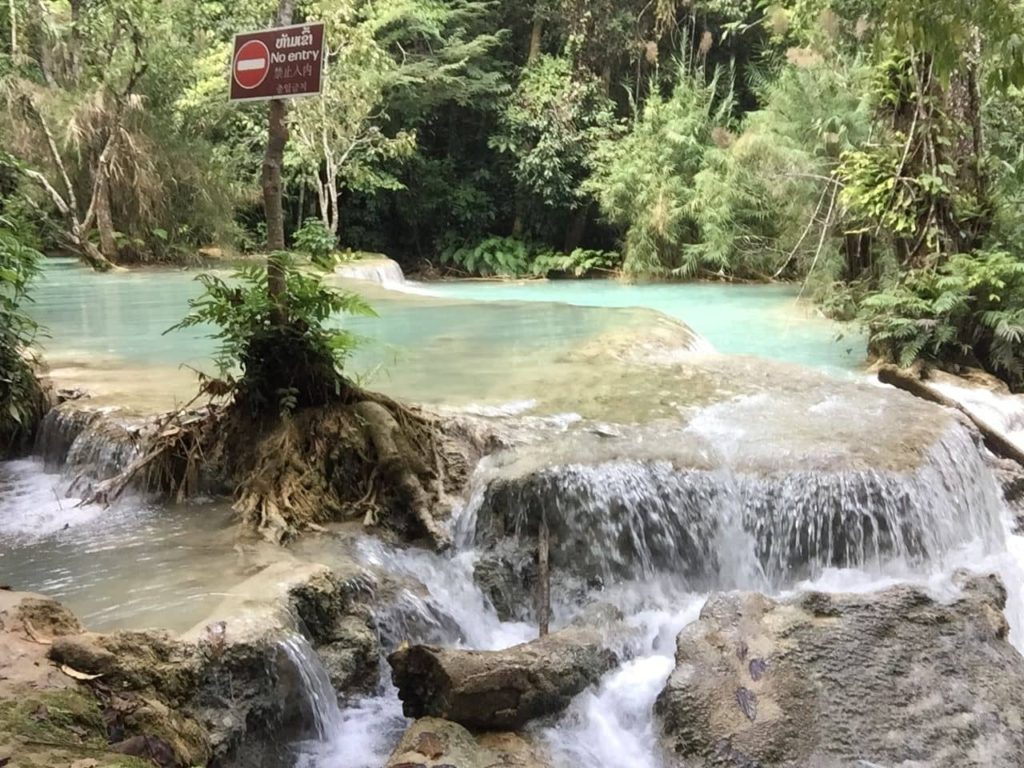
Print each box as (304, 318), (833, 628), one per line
(229, 22), (325, 102)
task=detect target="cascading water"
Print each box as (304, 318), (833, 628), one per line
(279, 634), (346, 741)
(291, 394), (1024, 768)
(335, 259), (406, 289)
(471, 422), (1006, 591)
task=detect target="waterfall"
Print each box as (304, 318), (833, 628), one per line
(34, 404), (101, 471)
(278, 634), (344, 742)
(33, 402), (142, 490)
(471, 423), (1006, 591)
(336, 259), (406, 288)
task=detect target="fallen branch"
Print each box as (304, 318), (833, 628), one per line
(878, 365), (1024, 468)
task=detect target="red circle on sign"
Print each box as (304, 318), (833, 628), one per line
(233, 39), (270, 90)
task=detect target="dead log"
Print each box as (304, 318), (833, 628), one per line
(878, 364), (1024, 468)
(388, 625), (618, 730)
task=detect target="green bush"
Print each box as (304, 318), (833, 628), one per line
(170, 253), (375, 412)
(587, 63), (734, 278)
(292, 219), (338, 266)
(0, 220), (46, 454)
(532, 248), (621, 277)
(859, 250), (1024, 387)
(441, 237), (620, 278)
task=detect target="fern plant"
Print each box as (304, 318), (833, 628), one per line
(859, 250), (1024, 387)
(0, 221), (46, 454)
(441, 237), (620, 278)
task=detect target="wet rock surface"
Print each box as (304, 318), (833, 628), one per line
(385, 717), (551, 768)
(389, 622), (620, 730)
(655, 573), (1024, 767)
(0, 554), (384, 768)
(0, 590), (152, 768)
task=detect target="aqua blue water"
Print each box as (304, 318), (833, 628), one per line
(25, 260), (864, 411)
(425, 280), (866, 372)
(25, 260), (664, 405)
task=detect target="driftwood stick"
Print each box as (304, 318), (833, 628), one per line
(537, 514), (551, 638)
(878, 365), (1024, 468)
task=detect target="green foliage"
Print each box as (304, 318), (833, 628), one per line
(0, 218), (45, 452)
(441, 236), (619, 277)
(589, 63), (735, 278)
(687, 56), (873, 279)
(860, 250), (1024, 387)
(532, 248), (621, 277)
(293, 219), (338, 265)
(491, 55), (613, 214)
(839, 139), (935, 239)
(170, 253), (375, 411)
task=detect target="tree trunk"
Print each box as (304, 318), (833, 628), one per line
(9, 0), (16, 55)
(528, 18), (543, 64)
(564, 205), (589, 253)
(388, 625), (618, 730)
(947, 30), (988, 251)
(94, 171), (117, 261)
(263, 98), (289, 325)
(263, 0), (296, 324)
(68, 0), (82, 82)
(878, 365), (1024, 468)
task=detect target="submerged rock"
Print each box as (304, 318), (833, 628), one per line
(385, 717), (551, 768)
(655, 573), (1024, 767)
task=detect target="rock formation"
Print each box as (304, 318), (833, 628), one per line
(389, 623), (619, 730)
(656, 573), (1024, 767)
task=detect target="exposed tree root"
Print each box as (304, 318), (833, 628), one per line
(83, 381), (477, 547)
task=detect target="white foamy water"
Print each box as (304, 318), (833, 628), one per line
(932, 381), (1024, 452)
(295, 400), (1024, 768)
(0, 459), (102, 538)
(541, 597), (705, 768)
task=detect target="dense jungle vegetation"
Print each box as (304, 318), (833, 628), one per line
(2, 0), (1024, 407)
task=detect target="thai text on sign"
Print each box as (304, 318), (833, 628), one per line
(229, 22), (325, 102)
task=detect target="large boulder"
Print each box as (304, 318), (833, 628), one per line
(655, 573), (1024, 767)
(389, 622), (620, 730)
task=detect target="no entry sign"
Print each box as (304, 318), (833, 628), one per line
(229, 22), (325, 102)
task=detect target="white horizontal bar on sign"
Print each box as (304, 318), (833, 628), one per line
(237, 59), (266, 71)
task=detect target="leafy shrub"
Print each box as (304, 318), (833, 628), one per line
(688, 58), (873, 280)
(588, 63), (734, 278)
(441, 237), (534, 277)
(293, 219), (338, 265)
(532, 248), (621, 277)
(441, 237), (620, 278)
(0, 221), (46, 454)
(859, 250), (1024, 387)
(170, 253), (375, 412)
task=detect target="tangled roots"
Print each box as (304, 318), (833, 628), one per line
(86, 386), (475, 547)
